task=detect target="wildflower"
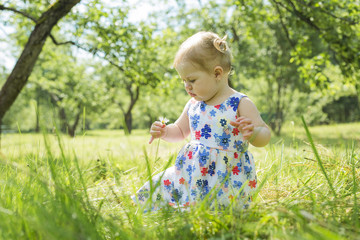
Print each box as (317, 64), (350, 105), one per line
(159, 116), (169, 125)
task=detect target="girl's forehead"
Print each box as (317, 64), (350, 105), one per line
(176, 61), (201, 79)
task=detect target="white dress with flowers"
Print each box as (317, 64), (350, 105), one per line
(133, 92), (257, 211)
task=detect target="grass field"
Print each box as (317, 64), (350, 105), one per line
(0, 121), (359, 239)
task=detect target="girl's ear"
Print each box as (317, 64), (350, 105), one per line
(214, 66), (223, 79)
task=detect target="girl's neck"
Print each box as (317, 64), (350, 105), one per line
(204, 86), (235, 106)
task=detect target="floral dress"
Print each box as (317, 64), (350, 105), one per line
(132, 92), (257, 211)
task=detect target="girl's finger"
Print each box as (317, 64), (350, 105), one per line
(149, 136), (154, 144)
(242, 124), (254, 131)
(239, 119), (252, 125)
(229, 120), (240, 127)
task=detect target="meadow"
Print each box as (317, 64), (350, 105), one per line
(0, 121), (359, 239)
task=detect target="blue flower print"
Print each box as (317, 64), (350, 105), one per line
(217, 189), (224, 197)
(218, 104), (226, 112)
(156, 193), (162, 201)
(215, 132), (231, 150)
(175, 155), (186, 170)
(200, 186), (210, 199)
(217, 170), (229, 188)
(196, 179), (202, 188)
(186, 165), (193, 175)
(233, 180), (243, 189)
(244, 165), (252, 174)
(223, 156), (229, 164)
(190, 114), (200, 130)
(191, 189), (197, 197)
(201, 124), (212, 139)
(219, 118), (227, 127)
(210, 109), (216, 117)
(199, 149), (209, 167)
(227, 97), (240, 111)
(233, 140), (245, 152)
(171, 188), (183, 202)
(164, 181), (174, 192)
(244, 166), (252, 179)
(245, 152), (250, 164)
(208, 162), (216, 176)
(202, 180), (209, 188)
(236, 161), (242, 171)
(200, 102), (206, 112)
(137, 189), (149, 201)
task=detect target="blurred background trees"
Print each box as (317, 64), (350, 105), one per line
(1, 0), (359, 136)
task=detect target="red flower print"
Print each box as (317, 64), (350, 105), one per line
(195, 131), (201, 140)
(188, 151), (193, 159)
(249, 180), (257, 189)
(179, 177), (185, 184)
(164, 179), (171, 186)
(214, 105), (221, 109)
(232, 128), (239, 136)
(228, 195), (234, 200)
(234, 152), (238, 159)
(183, 202), (190, 207)
(232, 166), (240, 175)
(201, 167), (208, 176)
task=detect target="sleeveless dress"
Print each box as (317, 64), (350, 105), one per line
(132, 92), (257, 211)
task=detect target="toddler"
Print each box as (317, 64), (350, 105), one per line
(133, 31), (271, 211)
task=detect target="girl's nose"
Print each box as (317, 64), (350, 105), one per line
(185, 82), (192, 90)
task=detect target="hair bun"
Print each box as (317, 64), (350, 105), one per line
(213, 35), (228, 53)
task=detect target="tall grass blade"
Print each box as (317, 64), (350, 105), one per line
(301, 116), (337, 198)
(350, 141), (358, 227)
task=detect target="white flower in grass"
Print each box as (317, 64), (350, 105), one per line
(159, 116), (169, 125)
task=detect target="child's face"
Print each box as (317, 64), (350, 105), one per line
(176, 60), (220, 103)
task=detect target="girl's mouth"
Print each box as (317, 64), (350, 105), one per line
(188, 92), (196, 97)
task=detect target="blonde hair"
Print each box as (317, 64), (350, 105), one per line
(173, 31), (232, 73)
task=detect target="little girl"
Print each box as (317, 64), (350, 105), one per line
(133, 31), (271, 211)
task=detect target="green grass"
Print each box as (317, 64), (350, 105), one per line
(0, 121), (359, 239)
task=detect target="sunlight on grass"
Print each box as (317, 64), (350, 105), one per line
(0, 122), (359, 239)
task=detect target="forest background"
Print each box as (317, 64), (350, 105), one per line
(1, 0), (359, 137)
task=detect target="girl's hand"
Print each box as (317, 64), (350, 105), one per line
(149, 121), (167, 144)
(230, 116), (255, 141)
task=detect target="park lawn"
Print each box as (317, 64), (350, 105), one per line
(0, 121), (359, 239)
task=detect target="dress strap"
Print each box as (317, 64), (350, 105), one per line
(235, 92), (248, 117)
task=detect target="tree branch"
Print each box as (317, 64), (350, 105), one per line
(294, 0), (359, 25)
(0, 4), (37, 22)
(272, 0), (295, 48)
(272, 0), (321, 31)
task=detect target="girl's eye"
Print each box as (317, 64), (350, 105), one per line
(183, 79), (196, 83)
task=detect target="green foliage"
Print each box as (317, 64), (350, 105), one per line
(1, 0), (359, 136)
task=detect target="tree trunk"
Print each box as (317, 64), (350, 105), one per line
(59, 108), (68, 133)
(124, 111), (132, 134)
(120, 84), (140, 135)
(35, 97), (40, 133)
(0, 0), (81, 121)
(68, 111), (81, 137)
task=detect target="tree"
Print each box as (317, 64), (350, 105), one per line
(0, 0), (81, 135)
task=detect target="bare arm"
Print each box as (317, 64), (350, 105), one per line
(230, 97), (271, 147)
